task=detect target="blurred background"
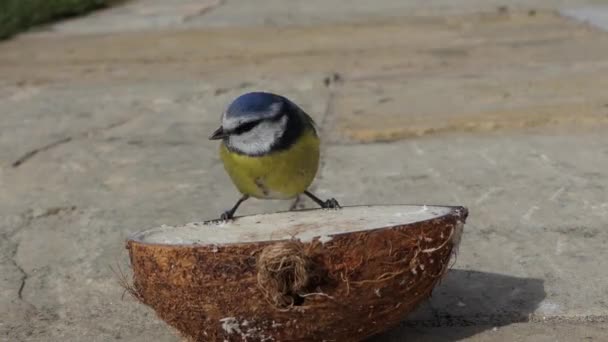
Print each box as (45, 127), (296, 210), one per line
(1, 0), (608, 341)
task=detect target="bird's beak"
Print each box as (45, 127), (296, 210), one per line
(209, 126), (228, 140)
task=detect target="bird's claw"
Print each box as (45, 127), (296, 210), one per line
(220, 211), (234, 221)
(323, 198), (341, 209)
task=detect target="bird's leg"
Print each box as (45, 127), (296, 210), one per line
(304, 190), (341, 209)
(220, 195), (250, 220)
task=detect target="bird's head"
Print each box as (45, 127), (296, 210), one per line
(209, 92), (300, 155)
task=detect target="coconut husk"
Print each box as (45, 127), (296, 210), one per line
(125, 204), (468, 341)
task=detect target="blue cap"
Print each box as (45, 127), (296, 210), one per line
(225, 92), (285, 121)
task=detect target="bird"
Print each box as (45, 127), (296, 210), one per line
(209, 91), (340, 220)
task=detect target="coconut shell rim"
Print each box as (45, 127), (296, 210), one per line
(126, 204), (469, 249)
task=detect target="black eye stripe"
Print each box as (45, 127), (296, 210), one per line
(232, 120), (262, 135)
(230, 112), (287, 135)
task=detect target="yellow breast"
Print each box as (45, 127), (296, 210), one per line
(219, 128), (320, 199)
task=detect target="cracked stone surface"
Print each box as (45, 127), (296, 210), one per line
(2, 0), (608, 341)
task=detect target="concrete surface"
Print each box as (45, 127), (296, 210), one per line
(1, 0), (608, 341)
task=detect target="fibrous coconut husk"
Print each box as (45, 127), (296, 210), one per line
(125, 204), (468, 341)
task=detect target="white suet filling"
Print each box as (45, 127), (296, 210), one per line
(132, 205), (452, 245)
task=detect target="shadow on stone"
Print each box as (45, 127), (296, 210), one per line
(367, 269), (546, 341)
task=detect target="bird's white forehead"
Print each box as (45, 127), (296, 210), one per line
(222, 102), (283, 131)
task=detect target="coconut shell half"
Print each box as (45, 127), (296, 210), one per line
(126, 204), (468, 342)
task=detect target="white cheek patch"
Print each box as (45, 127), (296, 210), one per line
(228, 115), (288, 155)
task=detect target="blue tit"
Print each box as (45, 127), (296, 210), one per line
(209, 91), (340, 220)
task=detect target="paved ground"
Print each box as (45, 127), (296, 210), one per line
(1, 0), (608, 341)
